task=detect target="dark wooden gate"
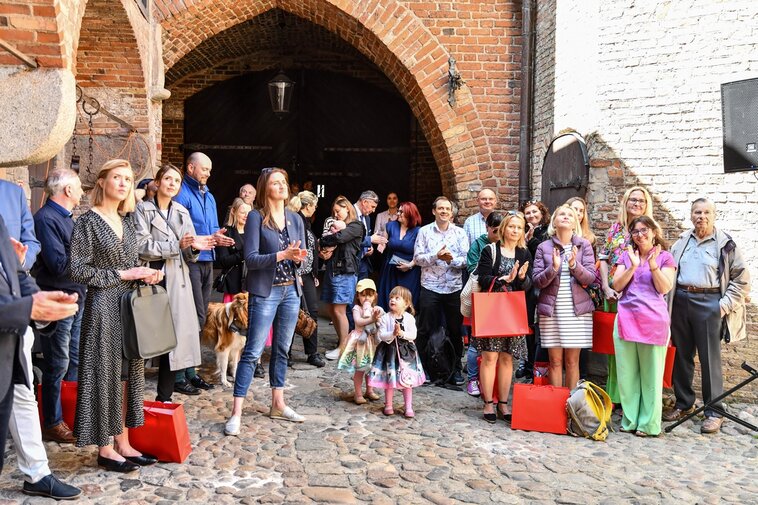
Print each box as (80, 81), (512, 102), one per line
(540, 132), (589, 213)
(184, 69), (413, 228)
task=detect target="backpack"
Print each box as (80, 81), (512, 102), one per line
(566, 380), (613, 441)
(423, 326), (457, 385)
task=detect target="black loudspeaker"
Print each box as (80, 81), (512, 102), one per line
(721, 77), (758, 173)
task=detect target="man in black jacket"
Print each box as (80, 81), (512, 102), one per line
(0, 214), (81, 499)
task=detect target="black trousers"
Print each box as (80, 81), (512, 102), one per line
(671, 289), (724, 417)
(156, 353), (174, 402)
(188, 261), (213, 329)
(417, 286), (463, 372)
(290, 274), (319, 357)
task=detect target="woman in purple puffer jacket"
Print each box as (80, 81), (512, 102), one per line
(532, 204), (596, 390)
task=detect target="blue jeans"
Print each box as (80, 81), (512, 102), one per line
(40, 308), (82, 428)
(234, 284), (300, 397)
(466, 344), (480, 382)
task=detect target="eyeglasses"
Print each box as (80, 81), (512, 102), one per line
(261, 167), (276, 175)
(507, 210), (525, 217)
(628, 198), (646, 205)
(630, 227), (650, 236)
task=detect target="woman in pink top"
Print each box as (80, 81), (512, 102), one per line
(611, 215), (676, 437)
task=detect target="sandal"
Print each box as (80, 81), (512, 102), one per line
(354, 396), (367, 405)
(364, 390), (381, 401)
(498, 401), (512, 424)
(483, 400), (496, 424)
(383, 406), (395, 416)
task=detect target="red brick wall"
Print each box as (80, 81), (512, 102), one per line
(158, 0), (522, 216)
(0, 1), (64, 67)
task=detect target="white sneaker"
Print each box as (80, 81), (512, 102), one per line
(224, 415), (241, 436)
(324, 348), (340, 360)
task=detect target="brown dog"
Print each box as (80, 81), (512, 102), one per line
(202, 292), (248, 388)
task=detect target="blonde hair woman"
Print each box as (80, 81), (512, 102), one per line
(70, 159), (164, 472)
(566, 196), (596, 247)
(474, 212), (532, 424)
(532, 205), (596, 390)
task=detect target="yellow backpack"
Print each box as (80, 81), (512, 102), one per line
(566, 380), (613, 441)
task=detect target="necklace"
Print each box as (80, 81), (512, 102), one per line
(94, 208), (123, 236)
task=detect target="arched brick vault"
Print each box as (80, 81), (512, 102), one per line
(159, 0), (495, 202)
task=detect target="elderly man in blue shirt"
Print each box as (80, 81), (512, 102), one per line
(174, 152), (235, 394)
(32, 169), (86, 444)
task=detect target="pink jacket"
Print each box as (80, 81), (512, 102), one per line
(532, 235), (596, 317)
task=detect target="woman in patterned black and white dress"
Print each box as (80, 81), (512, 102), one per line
(70, 159), (164, 473)
(532, 205), (597, 390)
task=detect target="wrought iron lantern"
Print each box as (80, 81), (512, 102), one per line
(268, 71), (294, 116)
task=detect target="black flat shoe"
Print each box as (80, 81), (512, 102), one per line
(190, 375), (214, 390)
(124, 453), (158, 466)
(174, 380), (200, 395)
(97, 455), (140, 473)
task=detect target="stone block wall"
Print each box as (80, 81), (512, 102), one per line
(532, 0), (758, 401)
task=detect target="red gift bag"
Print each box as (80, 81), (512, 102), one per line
(129, 401), (192, 463)
(471, 291), (529, 338)
(592, 311), (616, 355)
(532, 361), (550, 386)
(662, 346), (676, 388)
(37, 381), (77, 429)
(511, 383), (570, 435)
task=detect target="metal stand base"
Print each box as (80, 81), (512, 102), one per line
(665, 362), (758, 433)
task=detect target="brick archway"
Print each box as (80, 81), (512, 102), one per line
(160, 0), (492, 201)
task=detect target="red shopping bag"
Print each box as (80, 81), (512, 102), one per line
(36, 381), (77, 429)
(532, 361), (550, 386)
(511, 383), (570, 435)
(471, 291), (529, 337)
(662, 346), (676, 388)
(129, 401), (192, 463)
(592, 311), (616, 355)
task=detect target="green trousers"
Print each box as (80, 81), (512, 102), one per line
(613, 320), (666, 435)
(603, 299), (620, 404)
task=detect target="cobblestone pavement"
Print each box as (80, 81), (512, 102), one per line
(1, 319), (756, 504)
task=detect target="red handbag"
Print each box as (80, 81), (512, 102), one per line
(472, 291), (529, 338)
(129, 401), (192, 463)
(592, 311), (616, 355)
(36, 381), (77, 430)
(511, 383), (570, 435)
(662, 345), (676, 388)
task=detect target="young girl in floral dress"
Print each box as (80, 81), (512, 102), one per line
(368, 286), (425, 418)
(338, 279), (384, 404)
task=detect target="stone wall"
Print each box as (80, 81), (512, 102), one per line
(532, 0), (758, 401)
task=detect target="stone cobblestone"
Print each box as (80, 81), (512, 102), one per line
(1, 320), (756, 503)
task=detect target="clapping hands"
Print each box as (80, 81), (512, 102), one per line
(499, 260), (529, 284)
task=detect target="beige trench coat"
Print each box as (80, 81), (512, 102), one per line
(133, 200), (202, 370)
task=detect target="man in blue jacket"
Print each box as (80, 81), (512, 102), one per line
(32, 169), (86, 444)
(174, 152), (235, 394)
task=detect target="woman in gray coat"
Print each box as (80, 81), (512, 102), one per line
(133, 164), (213, 402)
